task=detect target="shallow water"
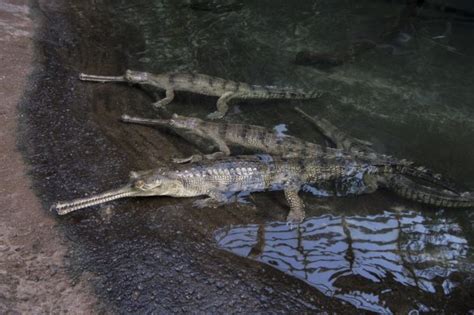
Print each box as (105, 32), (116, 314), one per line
(20, 0), (474, 313)
(215, 210), (470, 313)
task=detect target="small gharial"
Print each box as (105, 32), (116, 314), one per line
(51, 155), (474, 223)
(79, 70), (321, 119)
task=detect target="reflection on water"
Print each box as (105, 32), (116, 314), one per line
(215, 210), (470, 313)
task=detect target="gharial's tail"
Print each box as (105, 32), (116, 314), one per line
(392, 164), (459, 193)
(386, 175), (474, 208)
(239, 86), (322, 100)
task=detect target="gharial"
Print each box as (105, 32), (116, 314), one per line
(51, 154), (474, 223)
(79, 70), (321, 119)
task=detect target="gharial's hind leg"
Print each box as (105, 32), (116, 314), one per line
(295, 107), (373, 152)
(284, 188), (305, 224)
(152, 88), (175, 109)
(207, 92), (237, 120)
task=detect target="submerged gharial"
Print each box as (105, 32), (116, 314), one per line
(79, 70), (321, 119)
(51, 155), (474, 223)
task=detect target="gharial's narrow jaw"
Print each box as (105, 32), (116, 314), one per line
(120, 113), (203, 133)
(79, 73), (127, 83)
(78, 70), (151, 84)
(51, 170), (180, 215)
(51, 184), (142, 216)
(120, 114), (172, 129)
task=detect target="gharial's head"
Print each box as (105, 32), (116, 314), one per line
(169, 113), (204, 130)
(124, 69), (150, 83)
(51, 168), (184, 216)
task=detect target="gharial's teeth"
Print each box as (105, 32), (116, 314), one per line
(52, 189), (134, 215)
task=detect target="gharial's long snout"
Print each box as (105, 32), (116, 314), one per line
(79, 70), (150, 84)
(79, 73), (127, 83)
(51, 169), (179, 215)
(120, 114), (171, 128)
(51, 185), (138, 215)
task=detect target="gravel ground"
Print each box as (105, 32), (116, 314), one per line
(0, 1), (100, 313)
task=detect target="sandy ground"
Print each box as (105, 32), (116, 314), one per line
(0, 0), (99, 313)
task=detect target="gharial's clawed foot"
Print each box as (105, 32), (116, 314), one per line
(172, 155), (203, 164)
(286, 211), (305, 225)
(286, 221), (297, 230)
(152, 102), (166, 110)
(172, 156), (193, 164)
(206, 111), (225, 120)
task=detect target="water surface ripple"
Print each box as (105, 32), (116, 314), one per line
(215, 210), (470, 313)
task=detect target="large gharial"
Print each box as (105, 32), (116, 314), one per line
(79, 70), (321, 119)
(51, 154), (474, 223)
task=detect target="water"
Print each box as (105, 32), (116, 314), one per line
(21, 0), (474, 313)
(215, 210), (470, 313)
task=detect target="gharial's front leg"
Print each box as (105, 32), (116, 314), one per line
(153, 88), (175, 109)
(207, 92), (239, 120)
(284, 188), (306, 224)
(193, 191), (232, 208)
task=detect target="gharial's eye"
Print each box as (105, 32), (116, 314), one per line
(134, 179), (161, 190)
(134, 180), (145, 189)
(125, 69), (133, 79)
